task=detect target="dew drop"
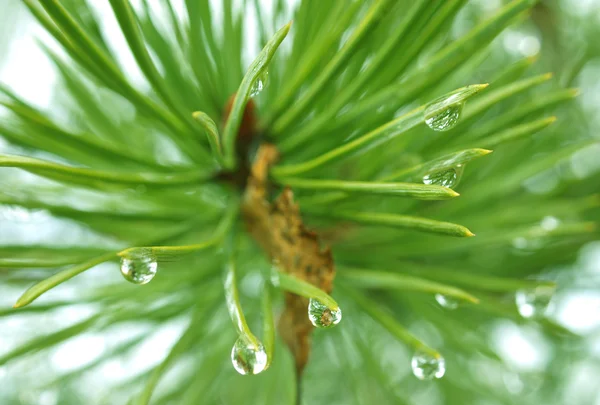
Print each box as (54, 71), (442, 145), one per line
(250, 70), (269, 97)
(120, 254), (157, 285)
(424, 103), (463, 131)
(411, 350), (446, 380)
(435, 294), (459, 310)
(231, 338), (268, 375)
(540, 216), (560, 231)
(512, 237), (528, 250)
(269, 261), (281, 286)
(511, 236), (543, 254)
(515, 286), (554, 319)
(423, 165), (464, 188)
(511, 217), (559, 254)
(308, 298), (342, 328)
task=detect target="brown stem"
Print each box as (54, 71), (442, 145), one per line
(220, 93), (337, 381)
(241, 144), (336, 377)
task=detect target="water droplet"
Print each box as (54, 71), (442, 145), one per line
(512, 236), (529, 250)
(269, 260), (281, 286)
(411, 350), (446, 380)
(511, 236), (544, 254)
(250, 70), (269, 97)
(540, 216), (560, 231)
(120, 254), (157, 285)
(231, 338), (268, 375)
(308, 298), (342, 328)
(435, 294), (459, 310)
(424, 103), (463, 131)
(38, 390), (59, 405)
(512, 218), (559, 254)
(503, 372), (525, 394)
(423, 165), (464, 188)
(515, 286), (554, 319)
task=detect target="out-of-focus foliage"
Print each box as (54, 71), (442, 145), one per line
(0, 1), (599, 405)
(0, 3), (25, 59)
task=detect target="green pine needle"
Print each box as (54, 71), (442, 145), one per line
(0, 0), (598, 403)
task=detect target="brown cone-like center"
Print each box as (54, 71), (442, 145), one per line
(221, 94), (337, 378)
(320, 308), (334, 327)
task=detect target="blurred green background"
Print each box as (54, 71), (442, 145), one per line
(1, 1), (600, 404)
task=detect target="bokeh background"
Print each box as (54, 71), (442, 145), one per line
(1, 0), (600, 404)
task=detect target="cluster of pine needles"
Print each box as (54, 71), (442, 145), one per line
(0, 0), (598, 404)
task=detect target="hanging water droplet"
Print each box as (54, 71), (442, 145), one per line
(512, 236), (529, 250)
(308, 298), (342, 328)
(269, 260), (281, 286)
(120, 253), (157, 285)
(231, 338), (268, 375)
(250, 70), (269, 97)
(424, 102), (463, 131)
(503, 372), (525, 394)
(540, 216), (560, 231)
(411, 350), (446, 380)
(423, 165), (464, 188)
(512, 217), (559, 255)
(435, 294), (459, 310)
(511, 235), (544, 255)
(515, 286), (554, 319)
